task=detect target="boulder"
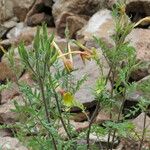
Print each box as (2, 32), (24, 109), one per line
(127, 28), (150, 81)
(76, 9), (114, 45)
(95, 111), (110, 124)
(117, 138), (150, 150)
(55, 12), (88, 38)
(25, 0), (54, 26)
(52, 0), (114, 21)
(4, 24), (55, 46)
(0, 25), (8, 39)
(2, 17), (18, 29)
(58, 120), (89, 139)
(79, 11), (150, 83)
(123, 75), (150, 118)
(73, 52), (110, 105)
(19, 72), (35, 87)
(1, 47), (25, 80)
(0, 137), (28, 150)
(70, 111), (90, 122)
(1, 83), (20, 104)
(0, 0), (34, 22)
(0, 97), (23, 124)
(132, 113), (150, 139)
(0, 129), (12, 138)
(0, 62), (16, 84)
(52, 0), (115, 38)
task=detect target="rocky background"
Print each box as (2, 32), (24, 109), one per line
(0, 0), (150, 149)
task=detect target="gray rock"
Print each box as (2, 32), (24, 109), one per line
(6, 22), (25, 39)
(132, 112), (150, 139)
(127, 28), (150, 81)
(73, 51), (110, 105)
(0, 129), (12, 138)
(52, 0), (115, 37)
(77, 9), (114, 45)
(0, 25), (8, 39)
(0, 96), (23, 124)
(25, 0), (54, 27)
(0, 137), (28, 150)
(0, 0), (34, 22)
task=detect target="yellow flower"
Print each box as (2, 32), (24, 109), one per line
(62, 91), (85, 111)
(62, 92), (74, 107)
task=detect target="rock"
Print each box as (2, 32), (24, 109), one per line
(0, 0), (34, 22)
(117, 139), (150, 150)
(132, 113), (150, 139)
(2, 18), (18, 29)
(127, 29), (150, 81)
(5, 26), (55, 46)
(53, 0), (113, 22)
(0, 97), (23, 124)
(1, 47), (24, 80)
(0, 62), (16, 84)
(0, 18), (18, 44)
(58, 120), (89, 139)
(0, 137), (28, 150)
(26, 12), (54, 27)
(0, 25), (8, 39)
(52, 0), (115, 37)
(7, 26), (37, 46)
(25, 0), (54, 26)
(123, 75), (150, 118)
(56, 12), (88, 38)
(19, 72), (35, 87)
(95, 111), (110, 124)
(128, 28), (150, 62)
(77, 11), (150, 84)
(1, 83), (20, 104)
(76, 9), (114, 46)
(0, 96), (24, 124)
(6, 23), (26, 39)
(0, 129), (12, 137)
(126, 0), (150, 27)
(78, 11), (150, 83)
(13, 7), (28, 22)
(89, 133), (118, 148)
(73, 50), (110, 105)
(70, 111), (89, 122)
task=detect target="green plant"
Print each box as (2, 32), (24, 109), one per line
(7, 24), (92, 150)
(2, 1), (149, 150)
(85, 1), (138, 150)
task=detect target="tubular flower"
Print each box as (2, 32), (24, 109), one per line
(80, 49), (93, 64)
(52, 40), (74, 72)
(73, 40), (94, 64)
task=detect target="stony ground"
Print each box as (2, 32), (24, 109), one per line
(0, 0), (150, 149)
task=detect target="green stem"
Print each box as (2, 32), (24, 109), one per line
(53, 89), (72, 140)
(138, 111), (147, 150)
(38, 78), (57, 150)
(107, 69), (115, 150)
(87, 102), (100, 149)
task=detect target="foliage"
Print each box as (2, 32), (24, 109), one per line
(1, 1), (149, 150)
